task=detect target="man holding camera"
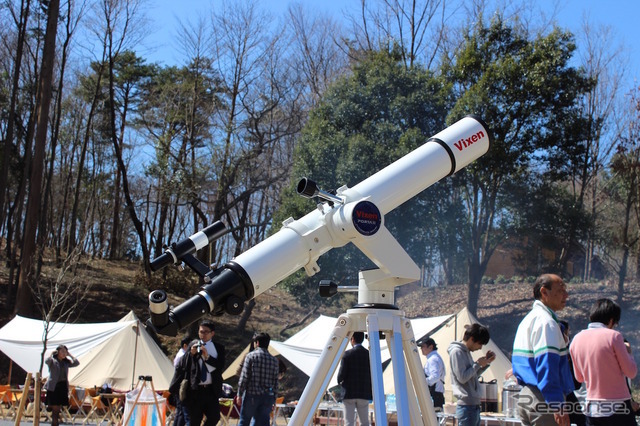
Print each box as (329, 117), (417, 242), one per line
(170, 320), (226, 426)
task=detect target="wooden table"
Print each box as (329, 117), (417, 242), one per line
(272, 402), (297, 425)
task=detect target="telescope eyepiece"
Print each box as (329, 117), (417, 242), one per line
(297, 177), (318, 198)
(297, 177), (343, 205)
(148, 290), (169, 328)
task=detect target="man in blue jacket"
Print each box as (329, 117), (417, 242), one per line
(512, 274), (574, 426)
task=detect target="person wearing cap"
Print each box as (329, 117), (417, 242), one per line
(419, 337), (446, 410)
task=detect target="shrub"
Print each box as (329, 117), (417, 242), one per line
(482, 276), (494, 284)
(135, 267), (197, 299)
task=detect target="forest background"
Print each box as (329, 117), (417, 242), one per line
(0, 0), (639, 397)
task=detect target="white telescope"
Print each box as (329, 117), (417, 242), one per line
(148, 115), (491, 336)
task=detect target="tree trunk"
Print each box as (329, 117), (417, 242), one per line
(68, 62), (104, 252)
(236, 298), (256, 332)
(15, 0), (60, 317)
(467, 261), (482, 317)
(0, 0), (31, 234)
(617, 179), (634, 305)
(636, 247), (640, 282)
(107, 54), (150, 276)
(109, 165), (121, 259)
(40, 0), (74, 270)
(618, 247), (628, 306)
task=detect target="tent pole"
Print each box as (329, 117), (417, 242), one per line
(455, 313), (458, 341)
(131, 320), (140, 390)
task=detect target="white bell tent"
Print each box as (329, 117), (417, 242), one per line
(0, 311), (173, 390)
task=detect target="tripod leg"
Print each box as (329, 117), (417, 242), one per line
(383, 314), (438, 426)
(388, 315), (413, 425)
(366, 315), (388, 426)
(289, 314), (351, 425)
(399, 316), (438, 426)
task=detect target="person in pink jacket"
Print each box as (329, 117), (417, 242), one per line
(569, 298), (637, 426)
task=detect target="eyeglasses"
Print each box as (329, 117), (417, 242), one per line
(199, 329), (214, 334)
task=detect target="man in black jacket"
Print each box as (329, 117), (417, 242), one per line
(170, 320), (226, 426)
(337, 332), (372, 426)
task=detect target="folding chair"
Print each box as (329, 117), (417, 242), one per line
(270, 396), (285, 424)
(162, 390), (175, 426)
(104, 394), (124, 425)
(82, 395), (109, 425)
(10, 388), (27, 420)
(66, 385), (89, 424)
(0, 385), (9, 420)
(219, 397), (241, 425)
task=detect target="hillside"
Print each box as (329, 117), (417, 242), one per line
(1, 259), (639, 401)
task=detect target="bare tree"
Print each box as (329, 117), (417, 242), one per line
(287, 3), (348, 105)
(32, 243), (92, 375)
(346, 0), (451, 69)
(0, 0), (31, 309)
(600, 87), (640, 303)
(40, 0), (86, 269)
(97, 0), (151, 273)
(15, 0), (60, 316)
(0, 0), (32, 237)
(66, 0), (112, 253)
(574, 18), (628, 280)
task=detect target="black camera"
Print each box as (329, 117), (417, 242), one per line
(194, 341), (203, 354)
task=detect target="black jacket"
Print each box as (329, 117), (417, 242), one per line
(337, 344), (373, 400)
(169, 340), (226, 397)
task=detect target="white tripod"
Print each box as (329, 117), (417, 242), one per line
(288, 269), (438, 426)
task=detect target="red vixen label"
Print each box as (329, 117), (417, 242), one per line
(355, 210), (379, 220)
(453, 130), (485, 151)
(352, 201), (381, 236)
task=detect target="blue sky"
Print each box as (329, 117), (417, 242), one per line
(142, 0), (640, 86)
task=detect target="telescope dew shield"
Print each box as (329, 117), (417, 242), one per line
(150, 221), (226, 271)
(350, 115), (491, 215)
